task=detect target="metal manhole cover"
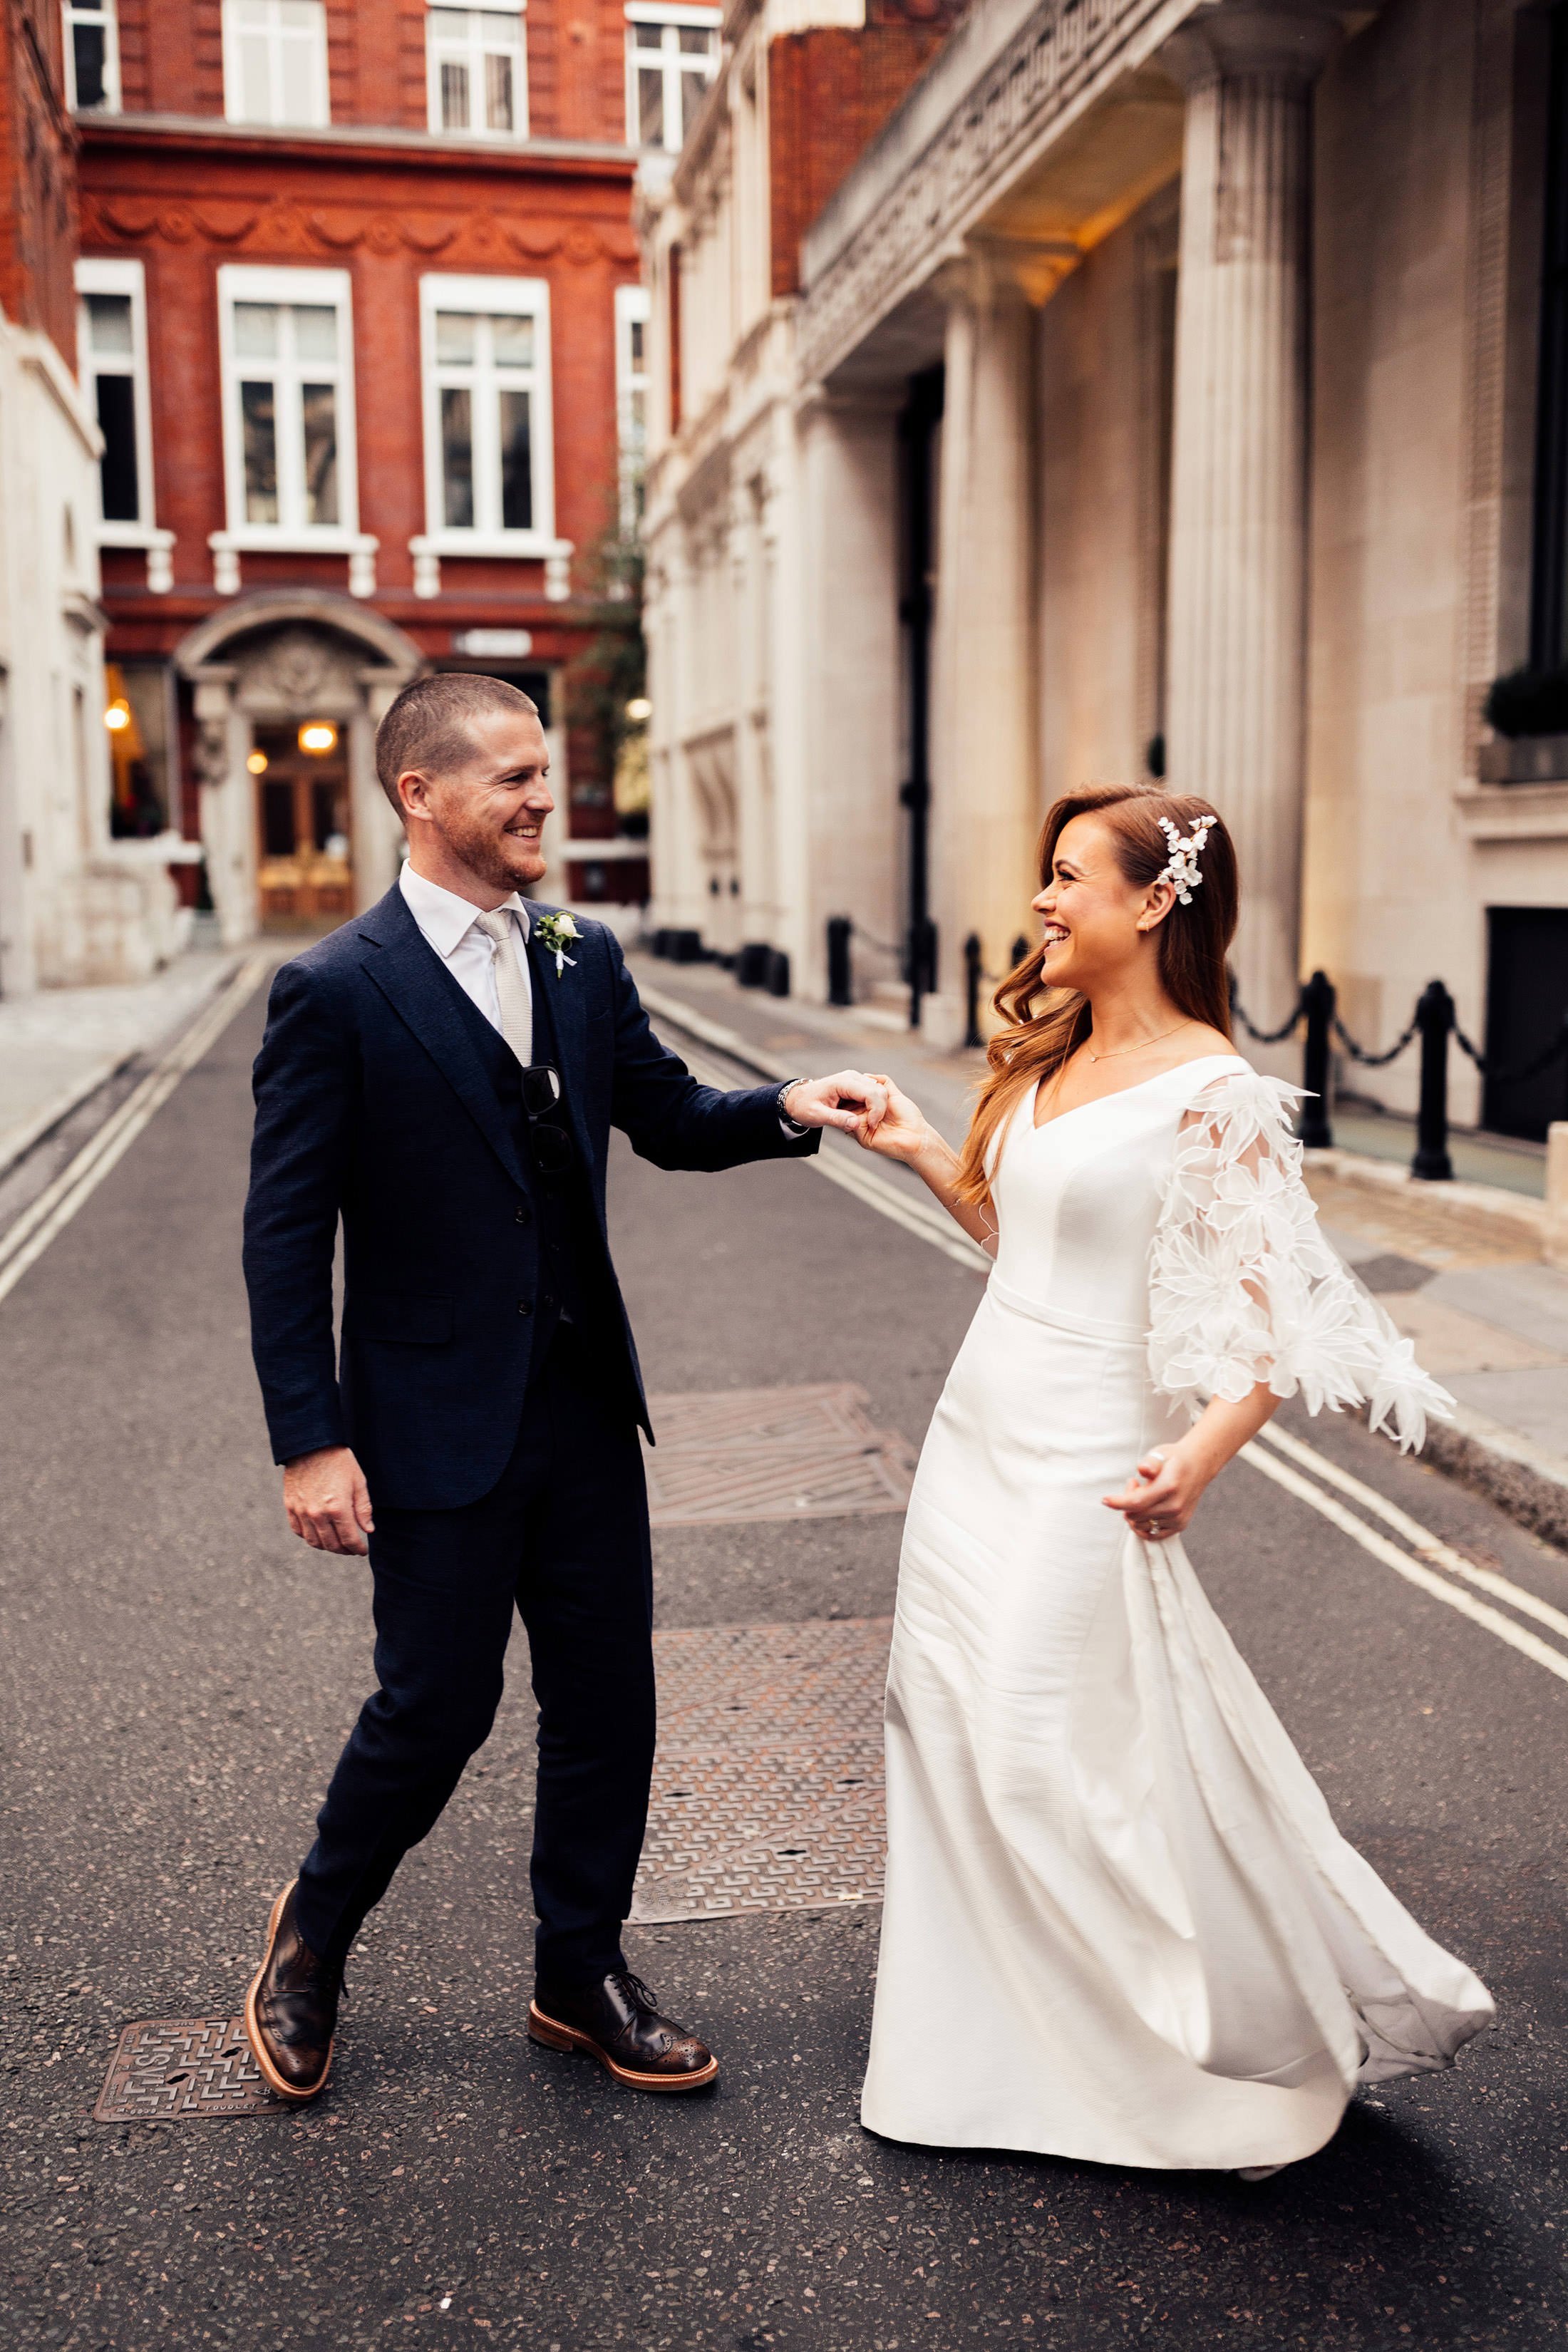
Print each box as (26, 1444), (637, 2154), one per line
(632, 1619), (892, 1922)
(643, 1384), (915, 1525)
(93, 2015), (287, 2122)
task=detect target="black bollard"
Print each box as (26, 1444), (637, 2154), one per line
(1298, 969), (1336, 1149)
(1411, 980), (1455, 1181)
(962, 933), (984, 1050)
(825, 916), (852, 1007)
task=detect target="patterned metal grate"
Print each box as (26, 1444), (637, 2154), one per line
(643, 1384), (915, 1525)
(93, 2015), (285, 2123)
(631, 1618), (892, 1922)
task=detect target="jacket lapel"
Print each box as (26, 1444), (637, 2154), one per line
(527, 911), (594, 1175)
(358, 889), (527, 1192)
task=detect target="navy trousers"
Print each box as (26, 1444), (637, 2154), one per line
(292, 1323), (655, 1987)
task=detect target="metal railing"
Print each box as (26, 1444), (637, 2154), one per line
(1229, 971), (1568, 1180)
(825, 917), (1564, 1178)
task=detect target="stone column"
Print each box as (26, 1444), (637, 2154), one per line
(1163, 3), (1346, 1030)
(928, 243), (1061, 1046)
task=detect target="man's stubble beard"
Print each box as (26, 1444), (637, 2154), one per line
(440, 808), (547, 894)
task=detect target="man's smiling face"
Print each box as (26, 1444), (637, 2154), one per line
(398, 706), (554, 894)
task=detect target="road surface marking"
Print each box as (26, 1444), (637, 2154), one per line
(0, 954), (270, 1309)
(1252, 1418), (1568, 1646)
(671, 1036), (991, 1273)
(1239, 1439), (1568, 1685)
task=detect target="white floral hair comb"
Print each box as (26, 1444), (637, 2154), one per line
(1155, 813), (1217, 906)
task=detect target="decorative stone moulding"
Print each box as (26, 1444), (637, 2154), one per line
(408, 536), (574, 600)
(81, 197), (641, 273)
(797, 0), (1167, 384)
(207, 532), (379, 598)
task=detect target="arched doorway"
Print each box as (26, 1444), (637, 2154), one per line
(174, 594), (424, 944)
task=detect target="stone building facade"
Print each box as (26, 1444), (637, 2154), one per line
(0, 0), (188, 991)
(641, 0), (1568, 1142)
(5, 0), (691, 984)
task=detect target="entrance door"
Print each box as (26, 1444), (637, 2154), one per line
(1483, 907), (1568, 1139)
(252, 723), (353, 928)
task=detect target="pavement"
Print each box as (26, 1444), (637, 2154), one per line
(0, 941), (241, 1178)
(631, 955), (1568, 1548)
(1, 946), (1568, 2348)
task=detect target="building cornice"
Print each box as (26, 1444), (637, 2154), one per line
(78, 113), (636, 178)
(797, 0), (1195, 384)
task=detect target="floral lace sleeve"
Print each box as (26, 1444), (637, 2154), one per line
(1146, 1068), (1453, 1453)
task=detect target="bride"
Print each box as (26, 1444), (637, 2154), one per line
(852, 783), (1493, 2175)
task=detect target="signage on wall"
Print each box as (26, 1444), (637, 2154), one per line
(451, 629), (534, 657)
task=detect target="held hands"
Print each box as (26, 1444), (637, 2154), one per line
(1102, 1443), (1207, 1543)
(780, 1071), (892, 1136)
(847, 1076), (934, 1166)
(284, 1445), (375, 1555)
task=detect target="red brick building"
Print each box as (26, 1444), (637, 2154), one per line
(69, 0), (681, 939)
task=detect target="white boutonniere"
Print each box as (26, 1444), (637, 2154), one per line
(534, 911), (580, 978)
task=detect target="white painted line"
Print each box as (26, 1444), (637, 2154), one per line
(1253, 1418), (1568, 1649)
(0, 954), (271, 1309)
(675, 1039), (991, 1275)
(1239, 1440), (1568, 1686)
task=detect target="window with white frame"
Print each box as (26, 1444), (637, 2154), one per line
(63, 0), (120, 110)
(223, 0), (330, 125)
(614, 283), (650, 526)
(76, 259), (153, 531)
(625, 4), (718, 150)
(426, 3), (527, 138)
(218, 267), (359, 542)
(421, 276), (554, 547)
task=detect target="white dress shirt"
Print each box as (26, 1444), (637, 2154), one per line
(399, 861), (532, 1067)
(398, 860), (808, 1135)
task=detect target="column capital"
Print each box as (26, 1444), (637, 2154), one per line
(932, 232), (1081, 312)
(1160, 0), (1366, 91)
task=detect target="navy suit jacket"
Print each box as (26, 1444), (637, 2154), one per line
(242, 884), (817, 1510)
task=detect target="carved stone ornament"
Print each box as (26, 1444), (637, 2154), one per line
(233, 626), (359, 718)
(797, 0), (1172, 385)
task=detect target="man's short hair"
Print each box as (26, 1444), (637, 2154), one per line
(375, 672), (540, 817)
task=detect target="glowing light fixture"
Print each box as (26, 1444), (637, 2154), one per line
(298, 721), (338, 756)
(624, 697), (651, 723)
(247, 750), (269, 775)
(104, 698), (132, 733)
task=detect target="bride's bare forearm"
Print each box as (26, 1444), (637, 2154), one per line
(1182, 1383), (1280, 1482)
(908, 1132), (997, 1253)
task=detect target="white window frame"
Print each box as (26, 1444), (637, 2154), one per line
(63, 0), (121, 111)
(222, 0), (331, 127)
(217, 264), (361, 549)
(76, 257), (155, 540)
(425, 1), (529, 140)
(418, 273), (556, 556)
(614, 282), (650, 528)
(624, 3), (720, 152)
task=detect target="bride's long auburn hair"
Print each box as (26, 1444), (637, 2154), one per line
(953, 783), (1239, 1207)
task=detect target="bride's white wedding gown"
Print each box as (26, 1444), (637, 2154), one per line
(860, 1056), (1493, 2172)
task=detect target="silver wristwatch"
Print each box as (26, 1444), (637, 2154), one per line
(777, 1078), (810, 1135)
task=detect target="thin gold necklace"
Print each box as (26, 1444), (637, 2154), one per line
(1084, 1018), (1195, 1065)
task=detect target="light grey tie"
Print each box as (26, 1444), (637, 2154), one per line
(472, 907), (533, 1068)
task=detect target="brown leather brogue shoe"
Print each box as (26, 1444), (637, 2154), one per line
(528, 1969), (718, 2092)
(244, 1880), (341, 2103)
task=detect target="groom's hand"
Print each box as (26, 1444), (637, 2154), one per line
(284, 1446), (375, 1555)
(780, 1071), (889, 1136)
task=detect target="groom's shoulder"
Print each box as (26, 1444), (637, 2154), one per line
(265, 899), (390, 1018)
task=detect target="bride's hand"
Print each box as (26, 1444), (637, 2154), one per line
(1102, 1443), (1207, 1542)
(852, 1076), (932, 1164)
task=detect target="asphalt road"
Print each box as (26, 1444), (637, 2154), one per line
(1, 972), (1566, 2351)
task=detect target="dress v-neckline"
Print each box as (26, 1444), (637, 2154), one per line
(1028, 1053), (1246, 1135)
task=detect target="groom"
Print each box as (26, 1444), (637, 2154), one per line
(241, 671), (884, 2104)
